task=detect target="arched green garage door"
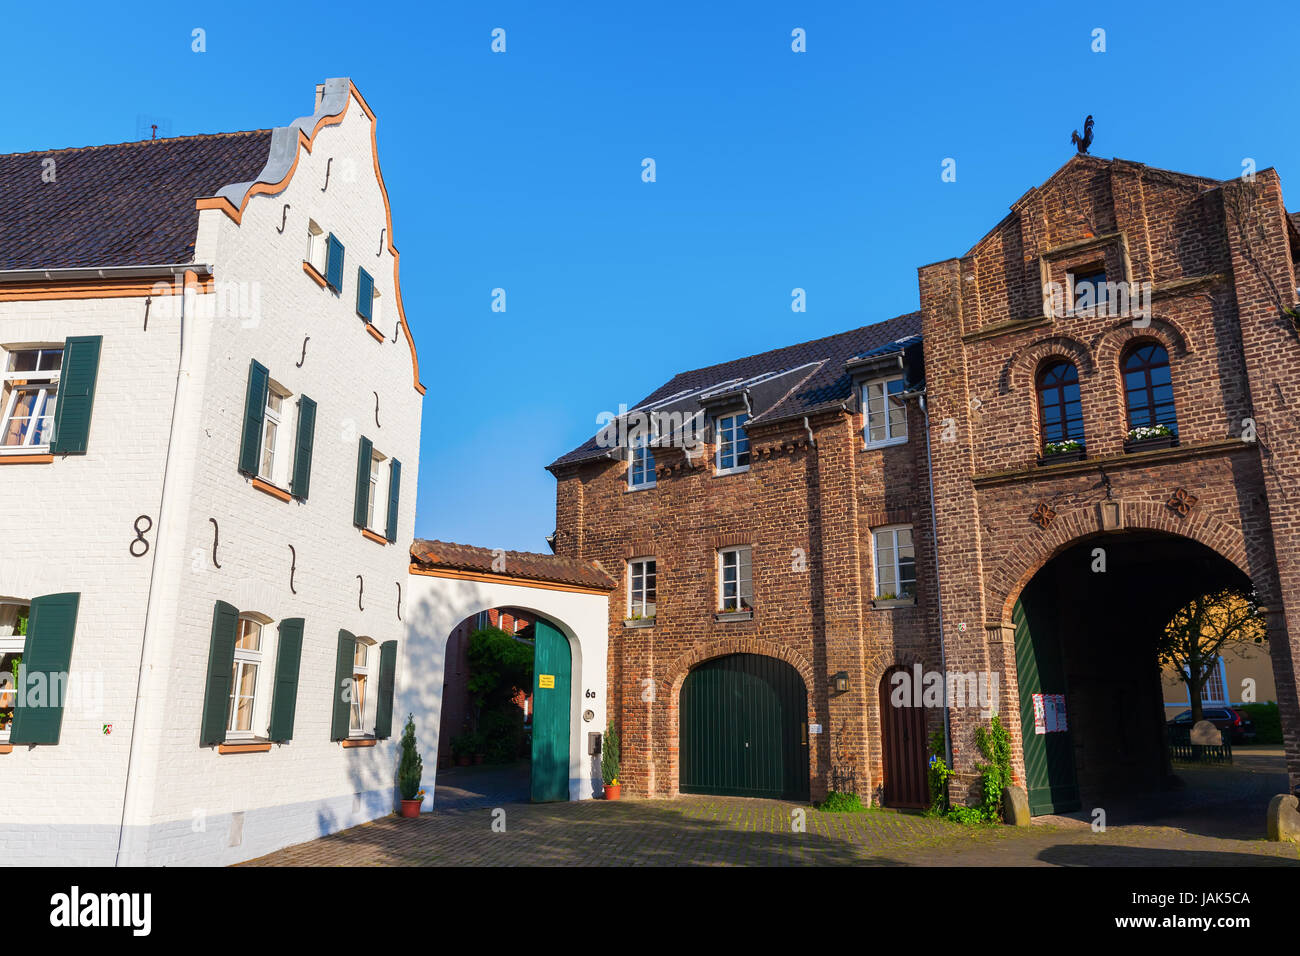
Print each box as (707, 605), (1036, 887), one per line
(530, 619), (571, 802)
(680, 654), (809, 800)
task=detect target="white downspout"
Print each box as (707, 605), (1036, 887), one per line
(114, 272), (199, 866)
(917, 392), (954, 771)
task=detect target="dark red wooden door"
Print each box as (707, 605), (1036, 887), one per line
(879, 666), (929, 808)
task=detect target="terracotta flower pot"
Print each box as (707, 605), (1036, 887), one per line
(604, 783), (622, 800)
(400, 798), (421, 818)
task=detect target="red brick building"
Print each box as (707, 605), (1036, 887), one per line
(548, 155), (1300, 817)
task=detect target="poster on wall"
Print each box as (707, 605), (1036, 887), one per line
(1032, 693), (1068, 734)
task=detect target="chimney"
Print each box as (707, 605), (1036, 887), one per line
(314, 83), (325, 112)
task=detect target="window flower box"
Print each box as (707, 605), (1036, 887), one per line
(1124, 425), (1177, 454)
(872, 596), (916, 610)
(1038, 439), (1085, 465)
(623, 617), (656, 628)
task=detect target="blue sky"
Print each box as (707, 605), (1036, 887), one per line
(5, 2), (1299, 551)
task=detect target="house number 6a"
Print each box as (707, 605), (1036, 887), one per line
(584, 689), (596, 698)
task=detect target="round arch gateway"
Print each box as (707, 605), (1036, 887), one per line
(679, 653), (810, 800)
(1008, 529), (1255, 817)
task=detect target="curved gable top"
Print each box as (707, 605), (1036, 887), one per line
(201, 77), (425, 396)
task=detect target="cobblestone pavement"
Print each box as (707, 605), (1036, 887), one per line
(240, 795), (1298, 866)
(243, 752), (1300, 866)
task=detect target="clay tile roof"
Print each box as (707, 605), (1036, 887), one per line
(548, 311), (922, 470)
(410, 539), (616, 591)
(0, 130), (274, 270)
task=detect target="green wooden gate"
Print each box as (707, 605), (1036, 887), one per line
(530, 618), (571, 802)
(1013, 594), (1080, 815)
(680, 654), (809, 800)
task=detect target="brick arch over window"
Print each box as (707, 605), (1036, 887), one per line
(985, 501), (1271, 623)
(1093, 315), (1192, 373)
(1002, 335), (1095, 395)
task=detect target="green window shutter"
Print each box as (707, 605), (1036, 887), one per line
(374, 640), (398, 739)
(199, 601), (240, 746)
(356, 268), (374, 321)
(238, 359), (269, 476)
(9, 592), (81, 745)
(50, 335), (102, 454)
(353, 436), (373, 528)
(385, 458), (401, 542)
(331, 630), (357, 741)
(290, 395), (317, 500)
(267, 618), (305, 742)
(326, 233), (345, 292)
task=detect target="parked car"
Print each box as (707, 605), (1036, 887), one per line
(1167, 707), (1255, 743)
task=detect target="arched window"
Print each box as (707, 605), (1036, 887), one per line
(1037, 360), (1084, 451)
(1122, 342), (1177, 434)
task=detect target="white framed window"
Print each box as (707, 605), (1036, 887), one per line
(351, 638), (374, 735)
(715, 413), (750, 474)
(0, 601), (30, 741)
(872, 525), (916, 600)
(227, 615), (266, 739)
(863, 376), (907, 447)
(1196, 657), (1229, 705)
(717, 546), (753, 612)
(628, 436), (656, 490)
(365, 450), (388, 531)
(628, 558), (657, 619)
(1, 347), (62, 451)
(258, 385), (288, 484)
(306, 220), (326, 274)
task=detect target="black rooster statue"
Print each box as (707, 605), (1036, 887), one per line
(1071, 115), (1094, 154)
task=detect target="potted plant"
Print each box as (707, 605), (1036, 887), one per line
(601, 717), (622, 799)
(1039, 438), (1085, 464)
(451, 732), (474, 767)
(1125, 423), (1176, 453)
(397, 713), (424, 818)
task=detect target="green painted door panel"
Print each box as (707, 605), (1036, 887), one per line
(1013, 594), (1080, 815)
(530, 619), (571, 802)
(679, 654), (809, 800)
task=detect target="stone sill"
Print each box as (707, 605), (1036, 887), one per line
(252, 477), (293, 502)
(342, 737), (377, 748)
(714, 610), (754, 623)
(0, 453), (53, 464)
(623, 618), (656, 628)
(973, 438), (1250, 489)
(302, 260), (328, 288)
(961, 314), (1052, 344)
(218, 741), (272, 754)
(0, 744), (11, 754)
(360, 528), (388, 546)
(872, 598), (916, 610)
(364, 323), (384, 342)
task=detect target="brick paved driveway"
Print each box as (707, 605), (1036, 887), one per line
(242, 794), (1299, 867)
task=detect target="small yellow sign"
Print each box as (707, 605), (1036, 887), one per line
(538, 674), (555, 689)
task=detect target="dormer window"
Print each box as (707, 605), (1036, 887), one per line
(628, 436), (656, 490)
(715, 413), (750, 474)
(863, 375), (907, 447)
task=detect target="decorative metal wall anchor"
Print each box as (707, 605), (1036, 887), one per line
(377, 228), (385, 255)
(321, 158), (332, 192)
(288, 544), (298, 594)
(1168, 488), (1198, 516)
(130, 515), (153, 557)
(209, 518), (222, 568)
(373, 391), (381, 428)
(295, 335), (310, 368)
(395, 581), (402, 621)
(390, 320), (398, 343)
(356, 575), (364, 611)
(1030, 502), (1057, 529)
(143, 296), (152, 332)
(276, 203), (290, 234)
